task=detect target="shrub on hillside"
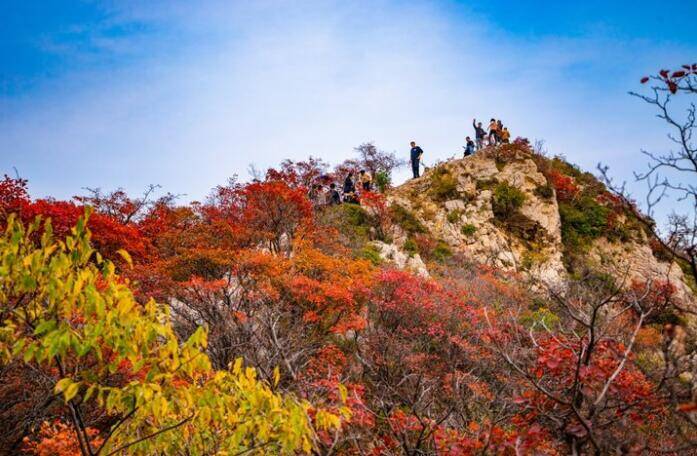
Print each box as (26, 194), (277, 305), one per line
(429, 167), (459, 201)
(492, 182), (526, 220)
(461, 223), (477, 236)
(411, 234), (452, 263)
(318, 202), (384, 249)
(447, 209), (463, 224)
(403, 237), (418, 256)
(389, 204), (426, 235)
(534, 183), (554, 199)
(374, 170), (391, 193)
(559, 196), (610, 249)
(358, 244), (383, 265)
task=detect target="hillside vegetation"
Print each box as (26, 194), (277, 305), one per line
(1, 140), (696, 455)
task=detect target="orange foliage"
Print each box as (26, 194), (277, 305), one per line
(22, 421), (103, 456)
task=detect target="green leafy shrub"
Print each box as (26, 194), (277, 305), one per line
(319, 203), (374, 249)
(559, 196), (609, 249)
(429, 167), (459, 201)
(520, 249), (549, 270)
(492, 182), (526, 220)
(534, 183), (554, 199)
(432, 240), (452, 262)
(358, 244), (383, 265)
(475, 178), (497, 191)
(390, 204), (426, 235)
(519, 307), (560, 329)
(403, 238), (418, 256)
(447, 210), (463, 224)
(489, 183), (546, 245)
(461, 224), (476, 236)
(375, 170), (391, 193)
(339, 202), (371, 227)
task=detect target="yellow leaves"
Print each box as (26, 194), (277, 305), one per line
(116, 248), (132, 266)
(314, 409), (342, 431)
(232, 357), (243, 374)
(2, 213), (334, 455)
(116, 296), (134, 317)
(55, 378), (80, 402)
(187, 325), (208, 349)
(273, 366), (281, 387)
(338, 383), (348, 403)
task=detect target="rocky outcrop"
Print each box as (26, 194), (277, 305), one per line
(389, 151), (567, 287)
(385, 149), (695, 306)
(372, 241), (429, 277)
(588, 237), (694, 303)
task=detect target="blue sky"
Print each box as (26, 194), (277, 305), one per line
(1, 0), (696, 220)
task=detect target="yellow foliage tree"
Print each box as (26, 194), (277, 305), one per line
(0, 210), (345, 455)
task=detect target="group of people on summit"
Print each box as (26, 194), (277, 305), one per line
(307, 169), (373, 207)
(309, 116), (512, 205)
(410, 117), (512, 179)
(469, 118), (511, 153)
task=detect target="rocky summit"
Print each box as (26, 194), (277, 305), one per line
(380, 145), (695, 305)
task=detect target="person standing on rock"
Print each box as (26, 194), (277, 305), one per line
(488, 118), (499, 145)
(343, 172), (358, 203)
(464, 136), (476, 157)
(472, 119), (486, 150)
(500, 127), (511, 144)
(410, 141), (423, 179)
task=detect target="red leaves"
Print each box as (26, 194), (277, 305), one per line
(647, 64), (697, 94)
(267, 156), (330, 189)
(3, 196), (149, 262)
(529, 335), (663, 426)
(0, 175), (30, 215)
(546, 169), (579, 202)
(628, 279), (678, 318)
(218, 180), (314, 253)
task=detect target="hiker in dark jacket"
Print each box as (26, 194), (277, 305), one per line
(464, 136), (476, 156)
(472, 119), (486, 150)
(410, 141), (423, 178)
(328, 183), (341, 205)
(343, 172), (356, 194)
(343, 172), (359, 203)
